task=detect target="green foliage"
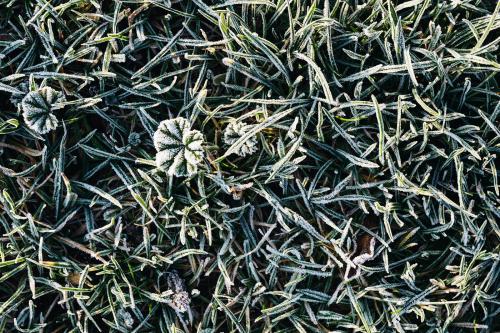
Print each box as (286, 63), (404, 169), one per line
(0, 0), (499, 332)
(223, 121), (259, 157)
(22, 86), (65, 134)
(154, 117), (205, 177)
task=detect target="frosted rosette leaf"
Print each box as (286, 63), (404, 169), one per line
(153, 117), (204, 177)
(21, 86), (65, 134)
(223, 121), (258, 157)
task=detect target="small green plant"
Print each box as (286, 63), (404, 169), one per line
(21, 86), (64, 134)
(154, 117), (204, 177)
(223, 121), (259, 157)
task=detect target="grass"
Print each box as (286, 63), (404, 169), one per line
(0, 0), (499, 332)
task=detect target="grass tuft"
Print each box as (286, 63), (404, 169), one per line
(0, 0), (499, 332)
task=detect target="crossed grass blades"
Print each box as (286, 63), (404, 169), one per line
(0, 0), (499, 332)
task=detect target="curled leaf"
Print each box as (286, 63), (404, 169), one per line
(21, 86), (65, 134)
(351, 234), (376, 265)
(153, 117), (204, 177)
(223, 121), (258, 157)
(345, 234), (376, 280)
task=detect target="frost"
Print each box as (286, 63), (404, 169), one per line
(153, 117), (204, 177)
(223, 121), (258, 157)
(21, 86), (65, 134)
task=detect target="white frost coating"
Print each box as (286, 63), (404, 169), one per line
(21, 86), (65, 134)
(153, 117), (204, 177)
(223, 121), (258, 157)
